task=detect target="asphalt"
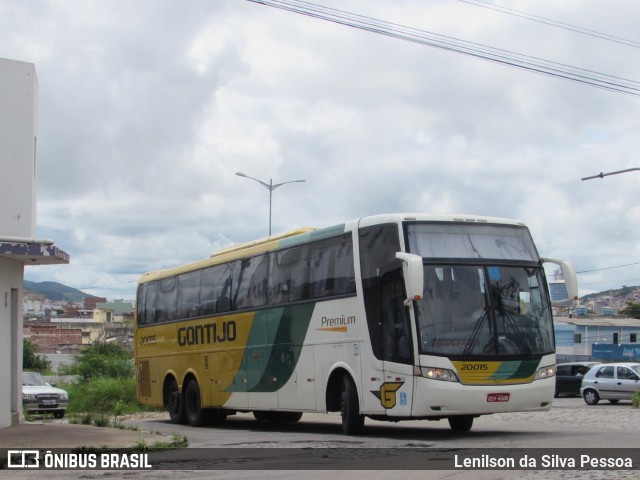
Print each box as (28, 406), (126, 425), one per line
(0, 421), (172, 449)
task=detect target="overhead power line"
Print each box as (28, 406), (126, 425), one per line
(576, 261), (640, 274)
(247, 0), (640, 98)
(457, 0), (640, 49)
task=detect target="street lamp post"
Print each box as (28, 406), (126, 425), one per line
(235, 172), (306, 236)
(581, 167), (640, 181)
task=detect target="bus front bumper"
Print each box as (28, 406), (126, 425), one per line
(411, 376), (554, 417)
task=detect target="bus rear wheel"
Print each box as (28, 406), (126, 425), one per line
(184, 379), (206, 427)
(166, 378), (186, 425)
(448, 415), (474, 432)
(340, 376), (364, 435)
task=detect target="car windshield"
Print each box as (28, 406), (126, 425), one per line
(630, 365), (640, 375)
(415, 265), (554, 357)
(22, 372), (49, 386)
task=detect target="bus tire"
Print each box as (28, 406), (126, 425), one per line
(184, 379), (206, 427)
(340, 375), (364, 435)
(283, 412), (303, 423)
(166, 378), (186, 425)
(448, 415), (474, 432)
(253, 411), (271, 422)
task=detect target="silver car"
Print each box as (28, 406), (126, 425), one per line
(22, 371), (69, 418)
(580, 362), (640, 405)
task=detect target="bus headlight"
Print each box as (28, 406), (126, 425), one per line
(534, 365), (556, 380)
(414, 366), (459, 382)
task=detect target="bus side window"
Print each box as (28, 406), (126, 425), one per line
(358, 223), (402, 362)
(156, 277), (177, 323)
(269, 245), (308, 305)
(248, 254), (269, 308)
(217, 275), (233, 312)
(177, 270), (202, 319)
(234, 255), (268, 310)
(309, 235), (355, 299)
(201, 263), (235, 314)
(289, 245), (310, 300)
(137, 283), (151, 325)
(143, 281), (158, 325)
(334, 239), (356, 295)
(310, 244), (331, 298)
(381, 270), (412, 364)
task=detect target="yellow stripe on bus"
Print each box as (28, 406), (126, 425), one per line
(316, 326), (349, 333)
(451, 360), (538, 385)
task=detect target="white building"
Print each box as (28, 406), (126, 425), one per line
(0, 57), (69, 428)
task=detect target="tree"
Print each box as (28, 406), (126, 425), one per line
(23, 338), (50, 372)
(620, 302), (640, 320)
(60, 342), (133, 382)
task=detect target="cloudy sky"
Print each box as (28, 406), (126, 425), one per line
(2, 0), (639, 300)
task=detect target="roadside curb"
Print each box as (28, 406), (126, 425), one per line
(0, 422), (173, 449)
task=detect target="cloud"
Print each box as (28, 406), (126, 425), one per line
(2, 0), (639, 299)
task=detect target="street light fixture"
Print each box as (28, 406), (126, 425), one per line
(235, 172), (306, 236)
(581, 167), (640, 181)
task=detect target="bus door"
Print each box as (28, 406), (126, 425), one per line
(378, 269), (414, 416)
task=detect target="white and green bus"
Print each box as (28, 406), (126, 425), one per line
(135, 213), (577, 434)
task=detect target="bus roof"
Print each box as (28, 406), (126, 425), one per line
(138, 224), (348, 284)
(356, 213), (526, 228)
(138, 213), (527, 284)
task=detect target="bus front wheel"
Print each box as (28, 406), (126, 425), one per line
(184, 379), (206, 427)
(166, 378), (186, 425)
(340, 375), (364, 435)
(448, 415), (474, 432)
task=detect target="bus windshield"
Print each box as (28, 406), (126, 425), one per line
(415, 265), (554, 357)
(406, 222), (539, 261)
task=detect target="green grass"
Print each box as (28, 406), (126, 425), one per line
(53, 344), (163, 435)
(136, 434), (189, 450)
(65, 376), (139, 414)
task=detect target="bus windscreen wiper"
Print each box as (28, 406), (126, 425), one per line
(463, 307), (489, 355)
(498, 306), (532, 356)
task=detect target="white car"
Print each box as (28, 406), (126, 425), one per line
(580, 363), (640, 405)
(22, 371), (69, 419)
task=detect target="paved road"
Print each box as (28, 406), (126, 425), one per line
(128, 396), (640, 479)
(5, 396), (640, 480)
(126, 396), (637, 448)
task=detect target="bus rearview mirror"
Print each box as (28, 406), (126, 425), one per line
(396, 252), (424, 305)
(542, 257), (579, 304)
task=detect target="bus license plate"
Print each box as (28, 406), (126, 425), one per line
(487, 393), (510, 402)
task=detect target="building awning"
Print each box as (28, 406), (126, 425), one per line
(0, 239), (70, 265)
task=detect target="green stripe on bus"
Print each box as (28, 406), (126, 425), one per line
(490, 360), (539, 380)
(512, 359), (540, 378)
(278, 224), (346, 248)
(226, 303), (316, 393)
